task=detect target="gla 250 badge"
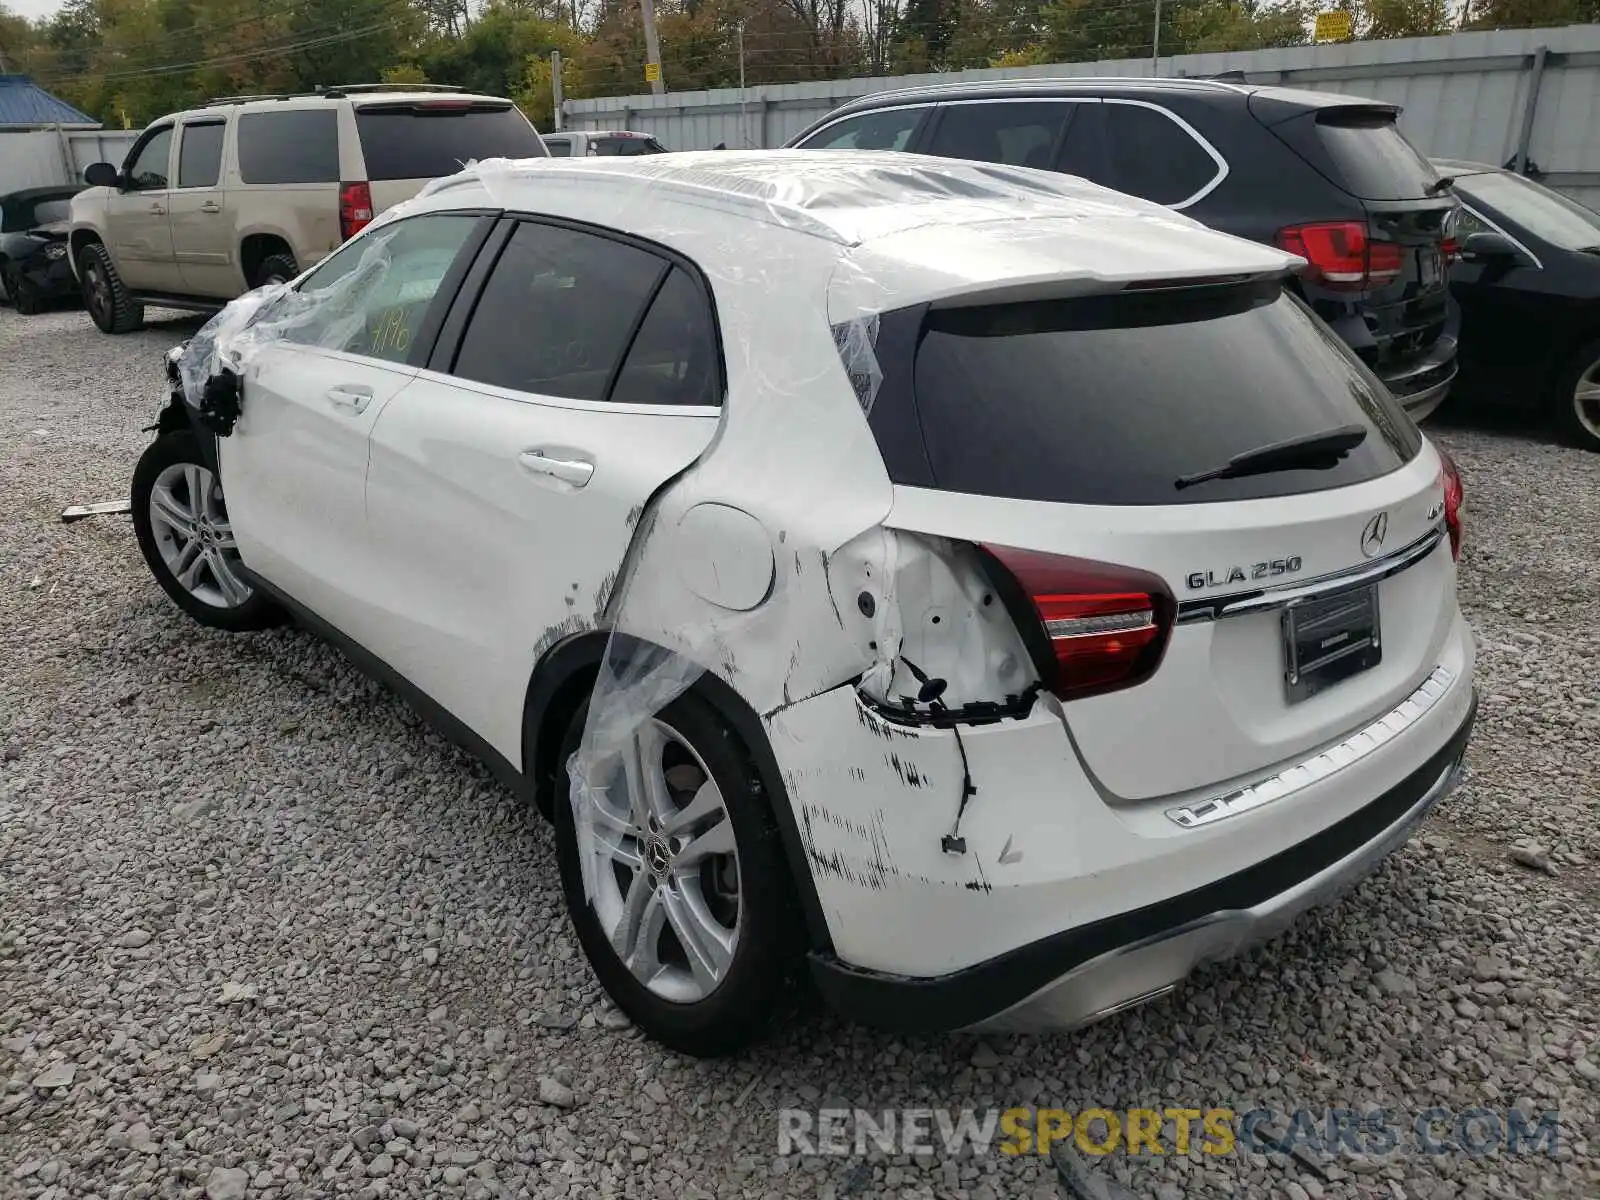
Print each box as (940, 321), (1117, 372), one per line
(1186, 557), (1304, 591)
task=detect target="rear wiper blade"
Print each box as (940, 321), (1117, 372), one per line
(1174, 424), (1369, 491)
(1425, 175), (1457, 195)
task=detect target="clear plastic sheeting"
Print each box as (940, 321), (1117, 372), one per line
(448, 151), (1300, 958)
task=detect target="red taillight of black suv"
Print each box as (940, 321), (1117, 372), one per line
(1276, 221), (1404, 291)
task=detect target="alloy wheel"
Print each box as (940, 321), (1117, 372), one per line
(1573, 359), (1600, 444)
(147, 462), (252, 608)
(573, 718), (741, 1004)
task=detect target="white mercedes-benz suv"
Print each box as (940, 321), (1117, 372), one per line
(131, 151), (1476, 1057)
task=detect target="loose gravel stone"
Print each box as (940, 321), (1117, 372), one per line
(1, 312), (1597, 1199)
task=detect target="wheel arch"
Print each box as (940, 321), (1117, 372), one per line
(521, 630), (835, 955)
(239, 232), (295, 286)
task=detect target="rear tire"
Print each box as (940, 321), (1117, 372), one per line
(1553, 338), (1600, 453)
(78, 241), (144, 334)
(553, 685), (804, 1057)
(251, 253), (298, 290)
(132, 429), (286, 632)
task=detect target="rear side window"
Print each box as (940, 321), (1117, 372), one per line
(610, 267), (721, 407)
(925, 102), (1071, 171)
(451, 220), (667, 400)
(1276, 109), (1438, 202)
(355, 103), (546, 181)
(1102, 103), (1219, 206)
(591, 135), (667, 156)
(905, 282), (1421, 506)
(800, 107), (927, 151)
(177, 122), (225, 189)
(237, 110), (339, 184)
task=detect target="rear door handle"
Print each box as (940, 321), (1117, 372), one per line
(518, 449), (594, 488)
(200, 201), (221, 213)
(327, 384), (374, 414)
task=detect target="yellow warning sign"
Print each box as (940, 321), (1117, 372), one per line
(1314, 10), (1353, 41)
(644, 62), (661, 83)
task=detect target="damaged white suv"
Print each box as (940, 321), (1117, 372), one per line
(131, 151), (1476, 1057)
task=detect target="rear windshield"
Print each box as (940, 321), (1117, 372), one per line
(903, 281), (1422, 506)
(356, 102), (546, 181)
(1281, 109), (1439, 202)
(591, 135), (667, 156)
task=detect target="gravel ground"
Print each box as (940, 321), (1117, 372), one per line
(1, 305), (1597, 1200)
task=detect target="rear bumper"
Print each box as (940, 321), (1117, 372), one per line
(809, 688), (1476, 1034)
(1376, 334), (1457, 423)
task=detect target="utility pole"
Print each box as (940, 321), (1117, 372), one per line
(551, 50), (564, 131)
(737, 21), (747, 147)
(1151, 0), (1162, 77)
(640, 0), (665, 96)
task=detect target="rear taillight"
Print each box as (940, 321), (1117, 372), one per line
(1441, 236), (1461, 263)
(979, 545), (1175, 702)
(339, 181), (374, 242)
(1438, 447), (1464, 560)
(1277, 221), (1404, 291)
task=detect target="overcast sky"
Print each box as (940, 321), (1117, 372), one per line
(9, 0), (62, 23)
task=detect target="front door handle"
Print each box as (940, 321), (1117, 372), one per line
(327, 384), (374, 414)
(200, 201), (221, 213)
(518, 449), (594, 488)
(148, 202), (167, 215)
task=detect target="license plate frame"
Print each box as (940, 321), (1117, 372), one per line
(1282, 585), (1382, 704)
(1418, 246), (1443, 288)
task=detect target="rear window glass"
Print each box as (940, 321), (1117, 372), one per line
(356, 103), (546, 181)
(904, 282), (1422, 506)
(1282, 110), (1438, 202)
(238, 110), (339, 184)
(591, 135), (667, 156)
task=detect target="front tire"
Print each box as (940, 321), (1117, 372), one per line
(78, 241), (144, 333)
(554, 686), (804, 1056)
(1554, 338), (1600, 452)
(131, 430), (285, 632)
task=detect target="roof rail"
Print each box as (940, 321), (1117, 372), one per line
(317, 83), (464, 97)
(201, 93), (292, 107)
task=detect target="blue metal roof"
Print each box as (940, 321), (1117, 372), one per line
(0, 75), (98, 129)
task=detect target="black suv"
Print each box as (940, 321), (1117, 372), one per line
(787, 78), (1459, 421)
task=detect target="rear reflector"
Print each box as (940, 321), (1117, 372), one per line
(1277, 221), (1403, 290)
(978, 545), (1175, 702)
(1437, 447), (1464, 560)
(339, 181), (374, 242)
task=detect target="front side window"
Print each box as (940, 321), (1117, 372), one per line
(279, 214), (481, 363)
(450, 221), (669, 400)
(177, 122), (226, 189)
(800, 107), (928, 152)
(237, 110), (339, 185)
(125, 127), (173, 191)
(1456, 171), (1600, 252)
(925, 102), (1073, 171)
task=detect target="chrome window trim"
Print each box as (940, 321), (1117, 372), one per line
(1166, 664), (1457, 828)
(793, 103), (937, 149)
(1101, 98), (1229, 210)
(1458, 200), (1543, 270)
(1175, 523), (1446, 625)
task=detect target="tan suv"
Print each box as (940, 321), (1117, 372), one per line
(69, 84), (546, 334)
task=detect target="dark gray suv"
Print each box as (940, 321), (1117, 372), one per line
(788, 78), (1460, 422)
